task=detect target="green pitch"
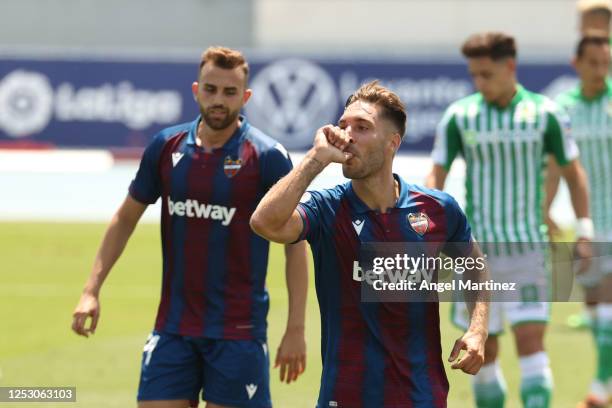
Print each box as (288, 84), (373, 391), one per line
(0, 222), (594, 407)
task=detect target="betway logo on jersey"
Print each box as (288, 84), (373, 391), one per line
(167, 197), (236, 226)
(352, 260), (434, 283)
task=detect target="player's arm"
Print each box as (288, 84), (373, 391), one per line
(557, 158), (594, 272)
(425, 164), (449, 190)
(275, 241), (309, 384)
(545, 107), (593, 271)
(448, 242), (490, 375)
(72, 195), (147, 337)
(543, 155), (562, 238)
(558, 158), (590, 220)
(441, 194), (488, 375)
(426, 106), (461, 189)
(250, 125), (353, 243)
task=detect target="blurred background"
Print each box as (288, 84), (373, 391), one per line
(0, 0), (589, 407)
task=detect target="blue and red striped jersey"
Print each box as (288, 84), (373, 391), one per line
(129, 115), (292, 340)
(297, 175), (472, 408)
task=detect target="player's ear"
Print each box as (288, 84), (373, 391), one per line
(389, 132), (402, 153)
(571, 56), (578, 70)
(243, 88), (253, 105)
(191, 82), (199, 102)
(506, 57), (516, 73)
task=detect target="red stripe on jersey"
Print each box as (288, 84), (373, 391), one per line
(155, 132), (188, 331)
(223, 140), (260, 338)
(410, 191), (450, 406)
(425, 302), (448, 406)
(332, 198), (368, 407)
(377, 211), (414, 408)
(178, 150), (221, 335)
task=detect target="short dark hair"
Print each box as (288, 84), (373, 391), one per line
(584, 7), (612, 19)
(461, 32), (517, 60)
(578, 0), (612, 18)
(345, 80), (407, 138)
(576, 31), (610, 57)
(198, 46), (249, 81)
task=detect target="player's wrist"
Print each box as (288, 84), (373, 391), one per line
(82, 284), (100, 298)
(305, 148), (331, 169)
(284, 324), (305, 335)
(466, 326), (488, 337)
(466, 321), (488, 338)
(575, 217), (594, 240)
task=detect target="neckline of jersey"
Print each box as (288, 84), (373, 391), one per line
(347, 173), (408, 215)
(578, 79), (611, 103)
(186, 114), (249, 152)
(485, 84), (525, 110)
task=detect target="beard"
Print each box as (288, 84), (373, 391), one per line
(201, 105), (241, 130)
(342, 147), (385, 179)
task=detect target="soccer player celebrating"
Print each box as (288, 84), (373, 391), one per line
(427, 32), (592, 408)
(250, 81), (489, 407)
(71, 47), (309, 408)
(546, 33), (612, 408)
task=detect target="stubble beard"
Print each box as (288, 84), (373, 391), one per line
(201, 106), (241, 130)
(342, 148), (385, 180)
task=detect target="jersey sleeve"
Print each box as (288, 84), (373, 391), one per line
(441, 193), (473, 257)
(260, 142), (293, 191)
(295, 190), (329, 243)
(543, 100), (579, 166)
(431, 105), (463, 171)
(128, 133), (166, 204)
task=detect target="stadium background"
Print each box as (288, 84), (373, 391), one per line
(0, 0), (589, 406)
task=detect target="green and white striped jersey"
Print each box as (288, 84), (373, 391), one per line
(432, 85), (579, 251)
(556, 80), (612, 236)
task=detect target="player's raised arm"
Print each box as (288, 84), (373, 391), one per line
(448, 242), (490, 375)
(72, 195), (147, 337)
(250, 125), (353, 243)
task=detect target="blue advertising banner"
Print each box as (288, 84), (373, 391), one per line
(0, 56), (578, 152)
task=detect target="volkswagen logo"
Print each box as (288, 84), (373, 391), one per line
(246, 59), (338, 149)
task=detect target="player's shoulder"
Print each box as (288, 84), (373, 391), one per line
(407, 183), (459, 207)
(301, 182), (350, 206)
(141, 119), (194, 160)
(446, 92), (483, 113)
(243, 120), (290, 160)
(519, 87), (560, 113)
(153, 120), (194, 144)
(554, 85), (581, 106)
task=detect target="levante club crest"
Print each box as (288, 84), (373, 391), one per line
(407, 212), (430, 236)
(223, 156), (242, 178)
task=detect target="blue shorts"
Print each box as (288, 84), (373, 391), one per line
(137, 331), (271, 407)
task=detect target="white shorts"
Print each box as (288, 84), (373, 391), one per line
(451, 247), (550, 335)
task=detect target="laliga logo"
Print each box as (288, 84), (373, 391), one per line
(0, 70), (54, 138)
(246, 59), (338, 149)
(0, 69), (183, 138)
